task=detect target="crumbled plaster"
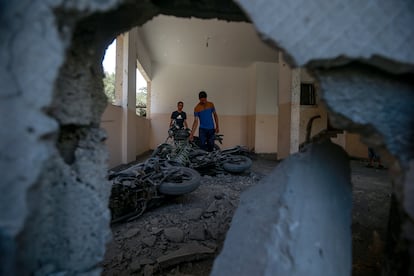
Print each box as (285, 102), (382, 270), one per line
(316, 65), (414, 166)
(235, 0), (414, 71)
(1, 0), (413, 275)
(0, 0), (118, 275)
(212, 141), (352, 276)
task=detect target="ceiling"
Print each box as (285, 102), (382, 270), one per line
(138, 15), (279, 67)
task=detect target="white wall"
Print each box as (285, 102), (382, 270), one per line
(134, 27), (152, 80)
(254, 62), (278, 153)
(104, 38), (338, 166)
(101, 28), (152, 167)
(150, 62), (252, 148)
(151, 62), (250, 115)
(256, 62), (278, 114)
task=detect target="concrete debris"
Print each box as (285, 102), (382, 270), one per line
(124, 228), (140, 239)
(164, 227), (185, 243)
(206, 201), (219, 213)
(157, 243), (215, 269)
(188, 224), (206, 241)
(102, 173), (261, 275)
(142, 236), (157, 247)
(143, 264), (154, 276)
(151, 227), (163, 235)
(186, 208), (204, 221)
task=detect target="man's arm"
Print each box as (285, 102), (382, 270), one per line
(170, 112), (175, 127)
(189, 117), (199, 141)
(213, 111), (219, 133)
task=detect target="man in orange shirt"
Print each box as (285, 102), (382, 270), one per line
(189, 91), (219, 152)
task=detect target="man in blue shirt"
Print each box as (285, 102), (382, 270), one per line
(189, 91), (219, 151)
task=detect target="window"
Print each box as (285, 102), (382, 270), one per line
(300, 83), (316, 106)
(136, 68), (147, 117)
(102, 39), (116, 104)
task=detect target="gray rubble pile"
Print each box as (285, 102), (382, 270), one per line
(102, 172), (263, 275)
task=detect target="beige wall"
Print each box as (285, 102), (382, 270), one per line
(247, 64), (257, 150)
(101, 105), (151, 168)
(151, 63), (250, 115)
(331, 133), (346, 149)
(136, 116), (151, 155)
(344, 132), (394, 166)
(246, 114), (256, 150)
(219, 115), (249, 148)
(101, 28), (152, 168)
(345, 132), (368, 159)
(255, 114), (278, 152)
(254, 62), (278, 153)
(149, 113), (171, 148)
(101, 105), (123, 168)
(298, 69), (328, 145)
(299, 106), (328, 144)
(105, 28), (370, 165)
(149, 62), (280, 152)
(278, 103), (291, 158)
(277, 53), (293, 159)
(150, 62), (252, 148)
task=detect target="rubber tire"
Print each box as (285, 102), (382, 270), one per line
(223, 155), (252, 173)
(158, 167), (201, 195)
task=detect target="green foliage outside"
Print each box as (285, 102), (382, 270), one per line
(136, 86), (147, 117)
(103, 72), (116, 104)
(103, 71), (147, 116)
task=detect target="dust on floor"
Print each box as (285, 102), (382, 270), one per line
(102, 157), (391, 276)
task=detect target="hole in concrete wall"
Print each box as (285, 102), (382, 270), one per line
(136, 67), (148, 117)
(103, 39), (116, 105)
(50, 1), (410, 275)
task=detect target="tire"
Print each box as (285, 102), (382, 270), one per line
(151, 143), (173, 158)
(223, 155), (252, 173)
(158, 167), (201, 195)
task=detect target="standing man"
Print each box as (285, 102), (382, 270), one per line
(189, 91), (219, 152)
(170, 101), (188, 129)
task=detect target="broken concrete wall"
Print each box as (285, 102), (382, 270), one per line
(236, 0), (414, 67)
(1, 0), (413, 275)
(233, 0), (414, 274)
(0, 0), (122, 274)
(212, 141), (352, 276)
(0, 1), (254, 275)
